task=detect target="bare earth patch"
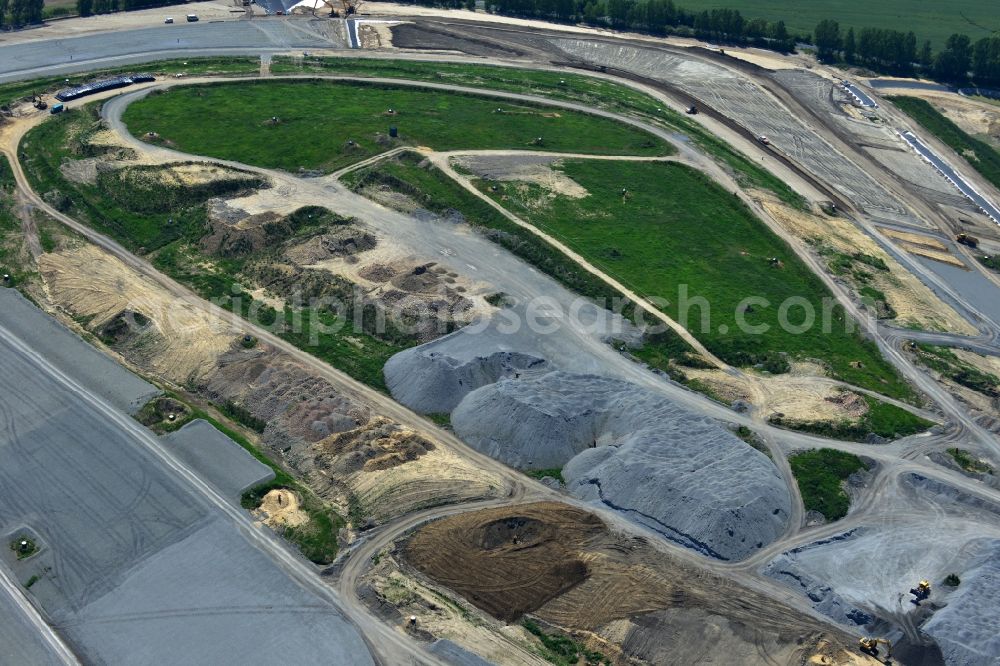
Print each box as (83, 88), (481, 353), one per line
(764, 201), (976, 334)
(253, 489), (308, 528)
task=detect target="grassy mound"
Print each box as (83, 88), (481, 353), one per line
(122, 79), (671, 173)
(483, 159), (915, 400)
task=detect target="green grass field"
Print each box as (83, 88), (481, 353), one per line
(672, 0), (996, 50)
(483, 159), (915, 400)
(272, 56), (803, 206)
(789, 448), (867, 521)
(122, 79), (670, 173)
(889, 96), (1000, 194)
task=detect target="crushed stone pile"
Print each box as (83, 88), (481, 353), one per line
(923, 539), (1000, 666)
(385, 346), (549, 414)
(450, 371), (790, 560)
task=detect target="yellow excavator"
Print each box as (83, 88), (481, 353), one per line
(859, 636), (892, 661)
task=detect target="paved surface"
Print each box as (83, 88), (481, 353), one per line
(0, 581), (73, 665)
(0, 20), (344, 83)
(0, 289), (158, 413)
(900, 130), (1000, 226)
(161, 419), (274, 500)
(0, 295), (374, 665)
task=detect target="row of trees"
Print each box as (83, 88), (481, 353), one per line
(815, 19), (1000, 87)
(483, 0), (797, 51)
(0, 0), (44, 27)
(394, 0), (1000, 88)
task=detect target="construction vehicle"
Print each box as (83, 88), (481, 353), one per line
(909, 579), (931, 604)
(957, 233), (979, 249)
(31, 93), (47, 110)
(859, 636), (892, 660)
(314, 0), (361, 16)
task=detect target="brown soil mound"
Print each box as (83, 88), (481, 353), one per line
(400, 502), (881, 665)
(314, 416), (436, 474)
(403, 502), (603, 622)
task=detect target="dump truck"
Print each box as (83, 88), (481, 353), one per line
(957, 233), (979, 249)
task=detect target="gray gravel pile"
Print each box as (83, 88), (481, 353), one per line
(385, 346), (548, 414)
(451, 371), (790, 560)
(763, 529), (876, 628)
(923, 539), (1000, 666)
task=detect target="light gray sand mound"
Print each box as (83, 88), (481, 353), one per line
(923, 540), (1000, 666)
(451, 372), (790, 560)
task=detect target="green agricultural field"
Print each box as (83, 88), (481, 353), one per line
(272, 56), (803, 206)
(122, 80), (670, 173)
(483, 158), (915, 400)
(671, 0), (995, 50)
(889, 96), (1000, 194)
(789, 448), (867, 521)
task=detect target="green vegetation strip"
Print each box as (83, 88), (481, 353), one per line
(911, 344), (999, 398)
(789, 448), (867, 521)
(947, 448), (993, 475)
(0, 155), (29, 287)
(483, 159), (914, 401)
(524, 468), (565, 484)
(522, 619), (608, 666)
(771, 395), (933, 442)
(888, 96), (1000, 195)
(122, 79), (670, 173)
(272, 56), (803, 207)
